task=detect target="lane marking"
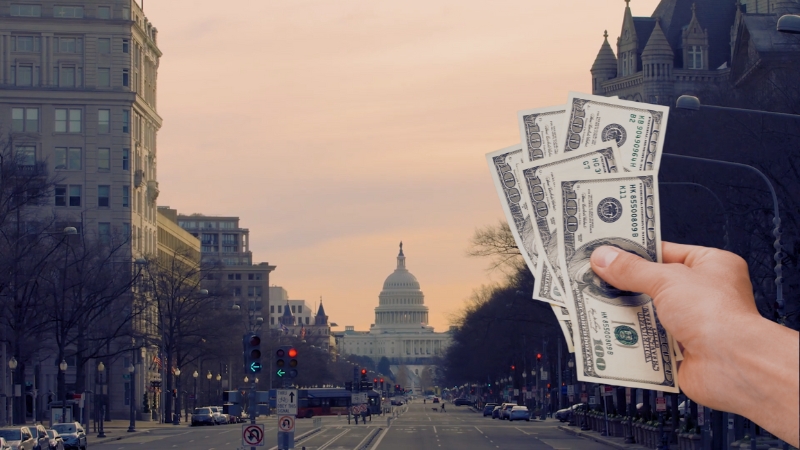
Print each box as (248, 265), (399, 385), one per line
(474, 426), (483, 434)
(317, 428), (350, 450)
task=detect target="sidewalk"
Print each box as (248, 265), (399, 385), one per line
(558, 424), (676, 450)
(90, 420), (190, 445)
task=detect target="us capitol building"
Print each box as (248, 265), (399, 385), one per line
(337, 243), (451, 390)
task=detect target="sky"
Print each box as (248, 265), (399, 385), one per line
(148, 0), (662, 331)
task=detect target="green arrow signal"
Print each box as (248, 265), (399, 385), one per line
(276, 369), (286, 377)
(250, 362), (262, 372)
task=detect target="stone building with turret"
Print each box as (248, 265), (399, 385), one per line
(590, 0), (800, 106)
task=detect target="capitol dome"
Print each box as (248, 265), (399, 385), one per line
(373, 243), (430, 331)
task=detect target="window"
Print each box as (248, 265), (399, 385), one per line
(58, 185), (81, 206)
(270, 305), (274, 313)
(232, 287), (242, 297)
(97, 185), (110, 207)
(122, 222), (130, 238)
(122, 39), (129, 53)
(291, 306), (296, 313)
(55, 186), (66, 206)
(11, 65), (34, 86)
(689, 46), (703, 69)
(247, 286), (262, 297)
(98, 222), (110, 242)
(97, 6), (110, 19)
(122, 149), (130, 170)
(278, 305), (282, 313)
(16, 146), (36, 166)
(56, 37), (82, 53)
(54, 6), (84, 18)
(10, 4), (42, 16)
(122, 185), (129, 207)
(13, 36), (41, 52)
(122, 110), (129, 133)
(54, 147), (81, 170)
(122, 69), (129, 87)
(97, 67), (111, 86)
(122, 7), (130, 20)
(12, 108), (38, 132)
(57, 66), (82, 88)
(298, 305), (302, 313)
(306, 317), (310, 325)
(97, 109), (110, 133)
(97, 38), (110, 54)
(98, 148), (110, 170)
(54, 109), (81, 132)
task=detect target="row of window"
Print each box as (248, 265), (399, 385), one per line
(230, 286), (264, 296)
(225, 273), (263, 281)
(11, 36), (131, 54)
(179, 221), (237, 230)
(270, 305), (304, 314)
(9, 65), (132, 89)
(11, 4), (130, 20)
(271, 317), (311, 325)
(15, 144), (131, 171)
(11, 107), (130, 134)
(54, 184), (131, 208)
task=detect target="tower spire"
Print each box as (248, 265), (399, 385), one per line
(397, 241), (406, 269)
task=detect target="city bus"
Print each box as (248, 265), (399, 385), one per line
(294, 388), (381, 418)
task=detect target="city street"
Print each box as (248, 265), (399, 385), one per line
(93, 401), (611, 450)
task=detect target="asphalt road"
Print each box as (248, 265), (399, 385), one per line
(92, 401), (611, 449)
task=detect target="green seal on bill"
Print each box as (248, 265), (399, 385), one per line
(614, 325), (639, 346)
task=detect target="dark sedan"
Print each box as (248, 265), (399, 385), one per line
(453, 398), (474, 406)
(482, 403), (498, 416)
(192, 407), (216, 426)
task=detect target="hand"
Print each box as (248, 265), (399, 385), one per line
(591, 242), (799, 446)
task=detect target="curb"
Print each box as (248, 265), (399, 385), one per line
(558, 425), (650, 450)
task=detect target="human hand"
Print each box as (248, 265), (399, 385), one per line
(590, 242), (799, 446)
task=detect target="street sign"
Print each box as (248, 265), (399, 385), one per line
(625, 387), (631, 404)
(602, 386), (614, 397)
(540, 370), (548, 381)
(513, 389), (519, 396)
(567, 385), (575, 395)
(278, 415), (295, 432)
(242, 424), (265, 447)
(351, 393), (367, 404)
(588, 396), (597, 405)
(560, 385), (567, 395)
(569, 395), (574, 402)
(697, 405), (705, 426)
(580, 393), (588, 403)
(656, 397), (667, 412)
(276, 389), (298, 415)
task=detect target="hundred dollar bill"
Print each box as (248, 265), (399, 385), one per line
(563, 92), (668, 172)
(555, 173), (678, 392)
(552, 305), (575, 353)
(518, 146), (620, 311)
(518, 105), (566, 161)
(535, 261), (565, 304)
(486, 145), (563, 306)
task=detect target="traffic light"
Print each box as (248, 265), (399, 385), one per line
(536, 353), (542, 362)
(275, 345), (299, 379)
(511, 365), (516, 371)
(243, 333), (262, 374)
(360, 368), (367, 380)
(380, 378), (384, 390)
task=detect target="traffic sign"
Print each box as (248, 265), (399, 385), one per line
(580, 393), (588, 403)
(276, 389), (298, 415)
(351, 393), (367, 404)
(278, 415), (295, 432)
(242, 424), (265, 446)
(656, 397), (667, 412)
(602, 386), (614, 397)
(567, 385), (575, 395)
(588, 396), (597, 405)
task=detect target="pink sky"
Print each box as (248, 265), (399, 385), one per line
(148, 0), (661, 331)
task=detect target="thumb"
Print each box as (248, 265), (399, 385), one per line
(590, 245), (672, 299)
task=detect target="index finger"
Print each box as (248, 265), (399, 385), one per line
(662, 241), (706, 265)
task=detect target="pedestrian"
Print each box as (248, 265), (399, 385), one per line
(590, 242), (799, 447)
(441, 402), (446, 412)
(423, 398), (426, 404)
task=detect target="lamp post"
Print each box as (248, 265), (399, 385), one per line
(673, 95), (800, 329)
(206, 371), (212, 407)
(215, 374), (221, 404)
(59, 359), (68, 423)
(97, 362), (106, 437)
(192, 370), (198, 411)
(567, 359), (577, 427)
(7, 357), (17, 425)
(127, 362), (136, 432)
(172, 368), (181, 425)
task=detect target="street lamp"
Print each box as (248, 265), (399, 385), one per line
(8, 357), (17, 425)
(673, 96), (800, 330)
(127, 363), (136, 432)
(97, 362), (106, 437)
(173, 368), (181, 425)
(59, 360), (68, 423)
(206, 371), (212, 406)
(215, 374), (221, 404)
(192, 370), (198, 411)
(777, 14), (800, 34)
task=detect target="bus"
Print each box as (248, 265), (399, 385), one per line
(294, 388), (381, 418)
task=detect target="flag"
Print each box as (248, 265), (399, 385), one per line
(152, 353), (162, 371)
(300, 325), (306, 340)
(281, 324), (289, 334)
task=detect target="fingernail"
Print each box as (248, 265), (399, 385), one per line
(593, 246), (619, 268)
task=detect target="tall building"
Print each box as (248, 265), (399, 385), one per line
(0, 0), (162, 421)
(590, 0), (800, 105)
(177, 213), (275, 321)
(337, 243), (451, 394)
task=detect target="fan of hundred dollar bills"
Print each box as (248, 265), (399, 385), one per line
(486, 92), (681, 393)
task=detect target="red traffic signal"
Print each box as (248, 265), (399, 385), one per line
(361, 368), (367, 375)
(373, 378), (378, 383)
(288, 348), (298, 358)
(536, 353), (542, 361)
(380, 378), (384, 383)
(249, 335), (261, 346)
(511, 365), (516, 370)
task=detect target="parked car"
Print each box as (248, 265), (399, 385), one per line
(44, 431), (64, 450)
(49, 423), (86, 450)
(482, 403), (498, 416)
(500, 403), (516, 420)
(491, 405), (503, 419)
(0, 437), (12, 450)
(555, 404), (583, 422)
(210, 406), (229, 424)
(508, 406), (531, 422)
(0, 427), (36, 450)
(453, 398), (473, 406)
(192, 407), (216, 426)
(432, 397), (440, 404)
(26, 424), (48, 450)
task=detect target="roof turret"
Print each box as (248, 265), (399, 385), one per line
(592, 30), (618, 73)
(642, 20), (674, 59)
